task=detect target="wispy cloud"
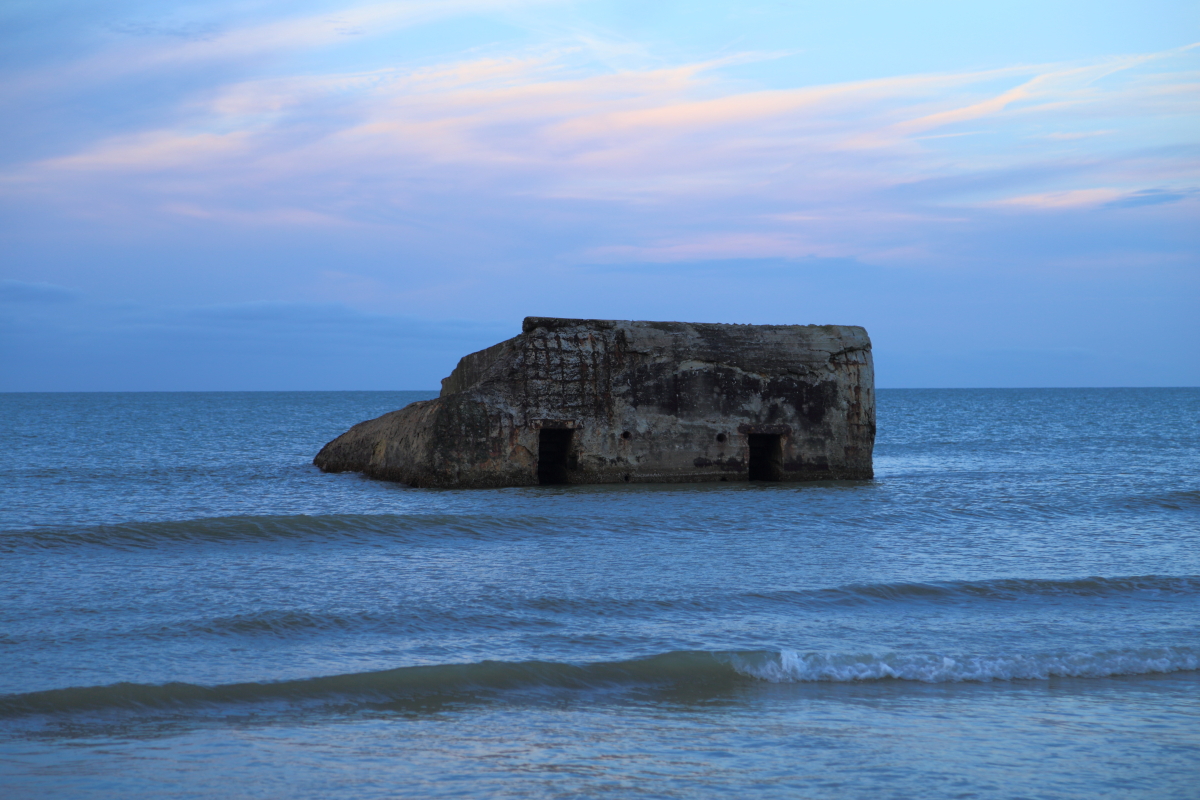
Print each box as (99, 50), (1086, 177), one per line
(162, 202), (363, 228)
(42, 131), (251, 172)
(994, 188), (1126, 209)
(2, 0), (565, 99)
(2, 7), (1197, 278)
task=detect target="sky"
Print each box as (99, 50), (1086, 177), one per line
(1, 0), (1197, 390)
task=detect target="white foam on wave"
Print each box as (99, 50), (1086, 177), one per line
(732, 647), (1199, 683)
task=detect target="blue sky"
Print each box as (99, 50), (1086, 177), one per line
(2, 0), (1197, 390)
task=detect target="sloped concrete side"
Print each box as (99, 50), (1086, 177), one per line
(314, 394), (540, 488)
(313, 399), (440, 486)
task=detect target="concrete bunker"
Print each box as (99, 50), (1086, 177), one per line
(314, 317), (875, 489)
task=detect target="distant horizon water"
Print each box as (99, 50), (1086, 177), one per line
(4, 384), (1198, 394)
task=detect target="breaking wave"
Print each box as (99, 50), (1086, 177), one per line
(730, 647), (1200, 683)
(3, 646), (1195, 719)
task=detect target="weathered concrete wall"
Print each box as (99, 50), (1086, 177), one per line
(314, 317), (875, 488)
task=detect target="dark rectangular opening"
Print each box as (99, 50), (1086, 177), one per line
(537, 429), (574, 485)
(748, 433), (783, 481)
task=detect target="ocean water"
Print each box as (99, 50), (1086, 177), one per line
(1, 388), (1197, 799)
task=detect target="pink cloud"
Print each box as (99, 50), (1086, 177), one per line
(3, 33), (1196, 275)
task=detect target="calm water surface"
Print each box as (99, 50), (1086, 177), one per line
(1, 389), (1198, 798)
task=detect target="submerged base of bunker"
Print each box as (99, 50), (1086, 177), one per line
(314, 317), (875, 488)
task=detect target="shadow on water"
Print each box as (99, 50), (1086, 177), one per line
(450, 478), (878, 495)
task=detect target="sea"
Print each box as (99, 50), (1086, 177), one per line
(1, 388), (1197, 799)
